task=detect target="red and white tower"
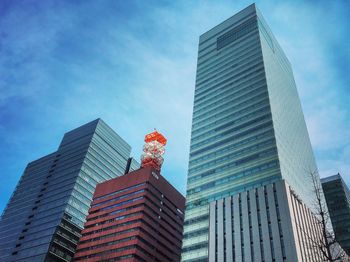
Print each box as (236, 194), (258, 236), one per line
(141, 130), (167, 172)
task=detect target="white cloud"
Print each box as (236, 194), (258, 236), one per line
(1, 0), (349, 207)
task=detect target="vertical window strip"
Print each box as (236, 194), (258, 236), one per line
(231, 197), (235, 261)
(273, 183), (286, 259)
(264, 186), (275, 261)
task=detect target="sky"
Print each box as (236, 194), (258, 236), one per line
(1, 0), (349, 214)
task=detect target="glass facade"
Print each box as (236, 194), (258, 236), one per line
(0, 119), (133, 261)
(182, 4), (318, 261)
(321, 174), (350, 255)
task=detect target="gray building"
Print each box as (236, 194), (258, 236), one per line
(0, 119), (139, 261)
(322, 174), (350, 255)
(208, 180), (328, 262)
(182, 4), (326, 262)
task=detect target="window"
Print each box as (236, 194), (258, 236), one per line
(217, 17), (257, 50)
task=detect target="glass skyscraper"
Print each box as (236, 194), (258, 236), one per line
(322, 174), (350, 255)
(182, 4), (320, 261)
(0, 119), (138, 261)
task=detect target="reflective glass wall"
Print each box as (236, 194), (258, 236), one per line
(182, 4), (319, 261)
(0, 119), (132, 261)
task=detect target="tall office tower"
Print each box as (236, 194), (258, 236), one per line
(0, 119), (138, 262)
(182, 4), (325, 262)
(322, 174), (350, 255)
(74, 166), (185, 262)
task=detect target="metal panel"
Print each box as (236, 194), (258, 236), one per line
(217, 199), (224, 262)
(267, 184), (283, 261)
(302, 201), (313, 261)
(258, 186), (272, 261)
(241, 191), (251, 261)
(233, 195), (242, 262)
(209, 201), (216, 262)
(295, 197), (308, 261)
(225, 197), (233, 262)
(203, 181), (332, 262)
(291, 190), (306, 261)
(275, 180), (299, 261)
(249, 189), (262, 262)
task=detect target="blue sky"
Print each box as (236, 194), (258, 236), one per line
(1, 0), (349, 213)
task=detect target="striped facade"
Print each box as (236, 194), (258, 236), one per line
(0, 119), (135, 261)
(182, 4), (320, 261)
(208, 180), (326, 262)
(74, 167), (185, 262)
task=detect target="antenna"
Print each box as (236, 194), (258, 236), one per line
(141, 131), (167, 172)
